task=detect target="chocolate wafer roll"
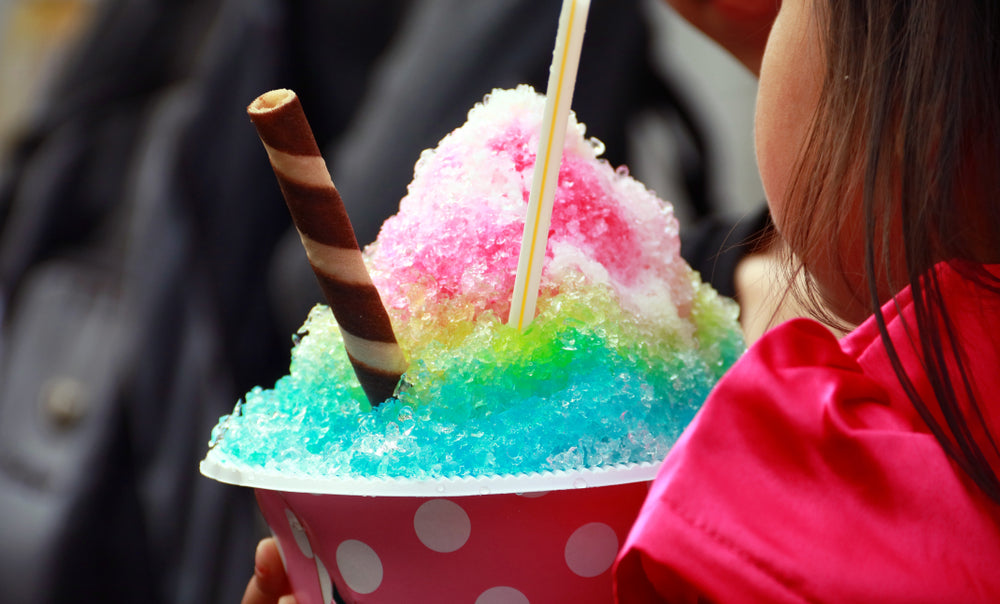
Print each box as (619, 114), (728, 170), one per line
(248, 89), (407, 407)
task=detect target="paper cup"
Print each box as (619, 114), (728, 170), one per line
(202, 454), (657, 603)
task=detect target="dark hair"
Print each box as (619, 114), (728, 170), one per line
(783, 0), (1000, 502)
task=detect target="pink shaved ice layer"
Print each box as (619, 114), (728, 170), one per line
(367, 85), (691, 330)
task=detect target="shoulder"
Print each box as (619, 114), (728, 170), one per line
(615, 317), (1000, 603)
(687, 318), (912, 450)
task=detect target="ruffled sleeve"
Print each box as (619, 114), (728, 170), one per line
(613, 318), (957, 603)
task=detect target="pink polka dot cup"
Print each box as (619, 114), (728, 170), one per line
(201, 458), (657, 603)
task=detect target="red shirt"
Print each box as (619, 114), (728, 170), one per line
(615, 264), (1000, 603)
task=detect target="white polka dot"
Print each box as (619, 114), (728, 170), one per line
(284, 508), (313, 559)
(336, 540), (383, 595)
(413, 499), (472, 553)
(315, 556), (333, 604)
(475, 585), (530, 604)
(564, 522), (619, 578)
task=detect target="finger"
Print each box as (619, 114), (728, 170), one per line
(241, 538), (292, 604)
(255, 538), (292, 595)
(241, 576), (273, 604)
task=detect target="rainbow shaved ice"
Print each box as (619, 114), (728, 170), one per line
(207, 85), (744, 480)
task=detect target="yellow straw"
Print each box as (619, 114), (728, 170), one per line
(508, 0), (591, 330)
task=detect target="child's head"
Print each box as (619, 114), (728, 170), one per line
(756, 0), (1000, 327)
(756, 0), (1000, 501)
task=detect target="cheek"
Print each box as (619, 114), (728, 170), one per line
(753, 3), (875, 325)
(754, 89), (798, 227)
(753, 5), (825, 232)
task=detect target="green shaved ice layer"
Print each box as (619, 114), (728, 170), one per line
(209, 268), (743, 480)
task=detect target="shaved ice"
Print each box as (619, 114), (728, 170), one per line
(205, 85), (743, 481)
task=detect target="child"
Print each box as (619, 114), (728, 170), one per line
(243, 0), (1000, 601)
(615, 0), (1000, 601)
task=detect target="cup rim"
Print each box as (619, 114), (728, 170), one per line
(200, 450), (661, 497)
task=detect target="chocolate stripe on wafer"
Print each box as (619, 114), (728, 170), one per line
(276, 178), (358, 246)
(248, 89), (407, 406)
(314, 280), (399, 343)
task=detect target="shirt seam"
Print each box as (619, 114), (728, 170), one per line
(662, 495), (821, 604)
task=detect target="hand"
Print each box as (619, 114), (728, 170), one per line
(242, 538), (297, 604)
(664, 0), (780, 74)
